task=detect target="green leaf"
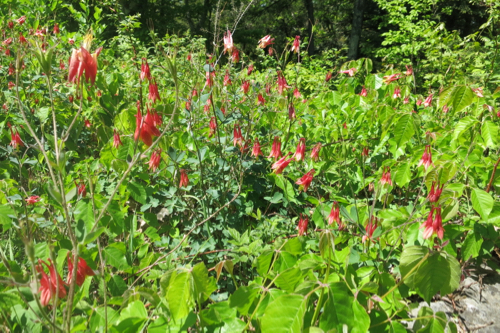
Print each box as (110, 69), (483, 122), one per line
(393, 162), (411, 188)
(274, 175), (298, 203)
(127, 182), (147, 205)
(437, 86), (455, 110)
(104, 244), (130, 271)
(166, 271), (193, 321)
(229, 284), (261, 315)
(261, 294), (307, 333)
(0, 205), (15, 230)
(274, 267), (302, 292)
(481, 120), (498, 148)
(471, 188), (493, 221)
(256, 250), (274, 276)
(461, 231), (483, 261)
(393, 114), (414, 149)
(119, 300), (148, 321)
(0, 292), (22, 308)
(191, 262), (216, 304)
(84, 227), (106, 245)
(452, 116), (477, 141)
(450, 85), (474, 114)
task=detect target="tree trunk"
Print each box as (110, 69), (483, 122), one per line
(303, 0), (315, 56)
(347, 0), (364, 60)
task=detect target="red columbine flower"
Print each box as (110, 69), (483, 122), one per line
(362, 217), (379, 243)
(392, 86), (401, 99)
(26, 195), (40, 205)
(140, 58), (151, 81)
(134, 104), (161, 146)
(380, 167), (392, 186)
(472, 87), (483, 98)
(268, 136), (283, 159)
(443, 105), (449, 113)
(310, 142), (322, 161)
(403, 96), (409, 104)
(205, 70), (214, 88)
(291, 36), (300, 53)
(36, 259), (66, 306)
(209, 117), (217, 137)
(252, 138), (263, 158)
(296, 169), (315, 192)
(359, 86), (367, 97)
(53, 23), (60, 34)
(67, 254), (95, 287)
(422, 207), (444, 240)
(3, 38), (13, 46)
(8, 21), (13, 29)
(113, 129), (123, 148)
(19, 33), (27, 44)
(423, 94), (433, 108)
(148, 149), (162, 172)
(383, 73), (402, 84)
(258, 35), (274, 48)
(84, 119), (91, 128)
(17, 16), (26, 25)
(241, 80), (250, 94)
(277, 71), (290, 95)
(288, 105), (296, 120)
(68, 35), (103, 85)
(405, 65), (413, 76)
(339, 68), (356, 77)
(257, 93), (266, 106)
(325, 71), (333, 82)
(232, 48), (240, 63)
(223, 30), (234, 54)
(297, 214), (309, 236)
(148, 79), (161, 104)
(247, 64), (254, 76)
(293, 138), (306, 161)
(8, 81), (15, 90)
(10, 129), (23, 149)
(179, 169), (189, 188)
(224, 70), (232, 86)
(272, 153), (293, 174)
(233, 124), (243, 146)
(418, 145), (432, 170)
(328, 202), (341, 226)
(293, 87), (301, 98)
(75, 182), (87, 197)
(428, 182), (444, 203)
(362, 147), (369, 157)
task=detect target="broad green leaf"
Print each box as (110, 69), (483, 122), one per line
(127, 182), (147, 204)
(261, 294), (306, 333)
(229, 284), (261, 315)
(191, 262), (217, 304)
(461, 231), (483, 261)
(481, 120), (498, 148)
(471, 188), (493, 221)
(104, 244), (129, 271)
(451, 116), (477, 141)
(450, 85), (474, 114)
(437, 86), (454, 109)
(0, 292), (22, 308)
(274, 267), (302, 292)
(0, 205), (15, 229)
(166, 271), (193, 321)
(256, 250), (274, 276)
(119, 300), (148, 321)
(413, 307), (447, 333)
(393, 114), (414, 149)
(393, 162), (411, 188)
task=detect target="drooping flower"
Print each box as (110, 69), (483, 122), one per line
(403, 96), (409, 104)
(140, 58), (151, 81)
(187, 53), (192, 61)
(297, 214), (309, 236)
(134, 105), (161, 147)
(291, 36), (300, 53)
(9, 129), (23, 149)
(8, 81), (15, 90)
(241, 80), (250, 94)
(443, 105), (449, 113)
(362, 217), (379, 243)
(325, 71), (333, 82)
(293, 138), (306, 161)
(75, 182), (87, 197)
(293, 87), (301, 98)
(392, 86), (401, 99)
(405, 65), (413, 76)
(17, 16), (26, 25)
(148, 149), (162, 172)
(296, 169), (315, 192)
(361, 147), (369, 157)
(383, 73), (402, 84)
(472, 87), (484, 98)
(418, 145), (432, 170)
(112, 129), (123, 148)
(359, 86), (367, 97)
(268, 136), (283, 159)
(19, 33), (27, 44)
(428, 182), (444, 203)
(310, 142), (322, 161)
(258, 35), (274, 48)
(26, 196), (40, 205)
(68, 34), (103, 85)
(423, 94), (433, 108)
(272, 153), (293, 174)
(257, 93), (266, 106)
(247, 64), (254, 76)
(148, 79), (161, 104)
(67, 254), (95, 287)
(36, 259), (66, 306)
(179, 169), (189, 188)
(8, 21), (13, 29)
(53, 23), (60, 34)
(223, 30), (234, 55)
(252, 138), (263, 158)
(339, 68), (356, 77)
(205, 70), (214, 88)
(422, 207), (444, 240)
(224, 70), (232, 86)
(84, 119), (91, 128)
(232, 48), (240, 63)
(233, 124), (243, 147)
(380, 167), (392, 186)
(416, 99), (422, 106)
(328, 202), (341, 226)
(277, 71), (291, 95)
(288, 105), (296, 120)
(209, 117), (217, 137)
